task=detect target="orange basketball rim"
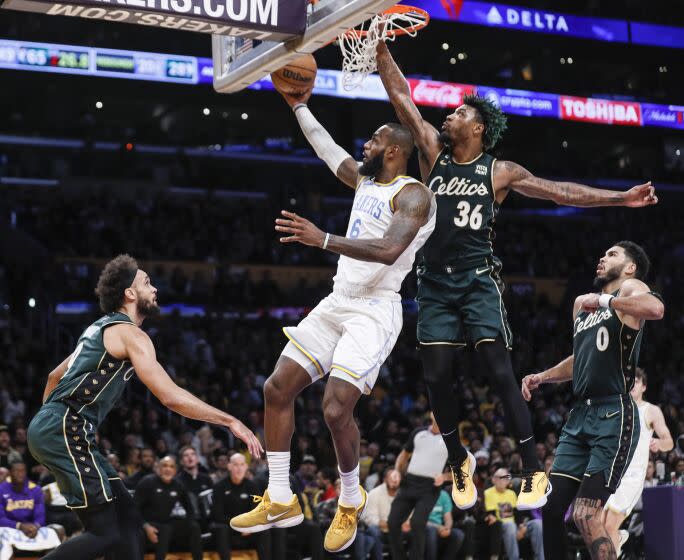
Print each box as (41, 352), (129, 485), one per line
(345, 5), (430, 38)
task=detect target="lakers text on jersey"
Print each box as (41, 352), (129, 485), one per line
(282, 175), (436, 394)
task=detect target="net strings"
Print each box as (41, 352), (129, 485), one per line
(339, 10), (425, 91)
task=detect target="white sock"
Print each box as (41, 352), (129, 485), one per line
(339, 464), (362, 508)
(267, 451), (293, 504)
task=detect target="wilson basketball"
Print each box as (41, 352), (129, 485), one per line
(271, 54), (317, 95)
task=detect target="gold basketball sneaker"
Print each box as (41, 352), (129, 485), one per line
(229, 490), (304, 533)
(517, 471), (551, 510)
(324, 486), (368, 553)
(449, 451), (477, 509)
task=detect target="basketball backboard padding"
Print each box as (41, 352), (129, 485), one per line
(213, 0), (399, 93)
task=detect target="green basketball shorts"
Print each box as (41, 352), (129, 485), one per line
(416, 257), (513, 349)
(28, 402), (116, 509)
(551, 394), (640, 492)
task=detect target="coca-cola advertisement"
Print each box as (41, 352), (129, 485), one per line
(408, 78), (476, 109)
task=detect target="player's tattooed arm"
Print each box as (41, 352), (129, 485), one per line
(42, 354), (72, 403)
(376, 42), (442, 175)
(495, 160), (658, 208)
(275, 184), (433, 265)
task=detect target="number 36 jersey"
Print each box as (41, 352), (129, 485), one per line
(332, 175), (436, 297)
(421, 150), (498, 269)
(572, 291), (644, 399)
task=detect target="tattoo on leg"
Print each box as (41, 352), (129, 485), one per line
(573, 498), (617, 560)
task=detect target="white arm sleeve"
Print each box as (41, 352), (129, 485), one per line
(294, 104), (355, 176)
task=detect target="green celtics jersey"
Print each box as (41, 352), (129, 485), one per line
(421, 150), (498, 269)
(572, 292), (643, 399)
(46, 312), (136, 426)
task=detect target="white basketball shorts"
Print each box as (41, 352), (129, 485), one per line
(281, 292), (402, 394)
(605, 465), (646, 515)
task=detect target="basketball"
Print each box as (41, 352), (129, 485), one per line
(271, 54), (317, 95)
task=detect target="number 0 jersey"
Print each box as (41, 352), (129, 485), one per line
(45, 312), (136, 426)
(332, 175), (436, 297)
(421, 150), (498, 270)
(572, 291), (644, 399)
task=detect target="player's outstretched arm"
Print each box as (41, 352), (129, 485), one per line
(648, 405), (674, 453)
(376, 42), (442, 177)
(521, 355), (574, 401)
(495, 160), (658, 208)
(577, 279), (664, 325)
(42, 354), (72, 403)
(122, 327), (263, 457)
(275, 183), (433, 264)
(278, 89), (359, 188)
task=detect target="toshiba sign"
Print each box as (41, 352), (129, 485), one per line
(560, 96), (642, 126)
(408, 79), (476, 109)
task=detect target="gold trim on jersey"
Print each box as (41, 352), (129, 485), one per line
(389, 182), (412, 213)
(330, 364), (361, 379)
(450, 152), (484, 166)
(61, 410), (88, 509)
(68, 351), (107, 398)
(550, 472), (582, 483)
(84, 419), (112, 504)
(77, 361), (127, 414)
(367, 175), (413, 187)
(282, 328), (325, 378)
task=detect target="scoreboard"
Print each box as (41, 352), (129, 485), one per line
(0, 39), (201, 83)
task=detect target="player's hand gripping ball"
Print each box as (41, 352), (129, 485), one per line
(271, 54), (317, 107)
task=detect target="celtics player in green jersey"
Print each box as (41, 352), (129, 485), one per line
(375, 41), (659, 511)
(521, 241), (664, 559)
(27, 255), (262, 560)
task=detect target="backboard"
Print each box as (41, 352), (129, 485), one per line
(212, 0), (400, 93)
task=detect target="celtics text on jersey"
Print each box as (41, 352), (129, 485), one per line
(572, 294), (643, 399)
(421, 150), (498, 270)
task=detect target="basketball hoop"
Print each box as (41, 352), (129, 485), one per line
(338, 5), (429, 91)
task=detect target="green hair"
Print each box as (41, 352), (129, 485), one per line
(463, 94), (507, 151)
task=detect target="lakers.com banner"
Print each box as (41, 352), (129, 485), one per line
(0, 0), (307, 41)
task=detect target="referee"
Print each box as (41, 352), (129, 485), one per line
(388, 413), (449, 560)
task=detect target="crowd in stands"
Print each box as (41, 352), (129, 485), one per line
(1, 181), (684, 558)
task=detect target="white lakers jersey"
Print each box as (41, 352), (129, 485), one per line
(333, 175), (436, 296)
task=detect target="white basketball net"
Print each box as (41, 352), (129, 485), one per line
(338, 9), (427, 91)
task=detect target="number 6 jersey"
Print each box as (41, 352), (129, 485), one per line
(420, 150), (498, 269)
(332, 175), (436, 297)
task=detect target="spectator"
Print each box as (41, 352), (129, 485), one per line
(210, 449), (230, 484)
(295, 454), (318, 498)
(211, 453), (270, 560)
(0, 461), (61, 559)
(484, 467), (543, 560)
(42, 481), (82, 537)
(176, 445), (212, 529)
(125, 447), (156, 490)
(0, 427), (21, 473)
(135, 456), (202, 560)
(364, 454), (390, 492)
(388, 413), (449, 560)
(362, 468), (401, 560)
(425, 488), (465, 560)
(313, 467), (337, 507)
